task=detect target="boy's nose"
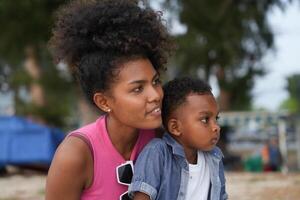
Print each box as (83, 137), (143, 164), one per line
(212, 122), (221, 134)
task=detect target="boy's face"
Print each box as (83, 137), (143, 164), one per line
(174, 93), (220, 152)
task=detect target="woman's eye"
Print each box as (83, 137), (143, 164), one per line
(133, 86), (143, 93)
(153, 78), (161, 86)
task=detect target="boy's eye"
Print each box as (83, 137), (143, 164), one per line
(200, 117), (209, 124)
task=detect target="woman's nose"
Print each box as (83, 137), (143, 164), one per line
(148, 85), (163, 102)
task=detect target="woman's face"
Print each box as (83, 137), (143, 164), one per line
(105, 58), (163, 130)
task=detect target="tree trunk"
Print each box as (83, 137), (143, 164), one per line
(218, 89), (231, 111)
(24, 46), (45, 107)
(216, 67), (231, 111)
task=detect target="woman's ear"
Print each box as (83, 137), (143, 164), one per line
(167, 118), (181, 137)
(93, 92), (111, 113)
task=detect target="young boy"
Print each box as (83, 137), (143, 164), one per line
(128, 77), (227, 200)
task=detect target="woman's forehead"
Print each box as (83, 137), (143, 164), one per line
(115, 58), (157, 84)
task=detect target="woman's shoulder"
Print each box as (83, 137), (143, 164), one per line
(54, 136), (93, 176)
(57, 136), (92, 164)
(71, 115), (105, 134)
(47, 136), (94, 193)
(66, 116), (106, 146)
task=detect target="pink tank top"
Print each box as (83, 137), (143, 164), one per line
(69, 115), (155, 200)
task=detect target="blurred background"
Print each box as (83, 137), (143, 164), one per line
(0, 0), (300, 199)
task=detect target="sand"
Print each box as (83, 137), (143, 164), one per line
(1, 170), (300, 200)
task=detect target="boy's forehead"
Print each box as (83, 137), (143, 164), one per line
(186, 92), (212, 103)
(177, 93), (217, 112)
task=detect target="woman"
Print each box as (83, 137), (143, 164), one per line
(45, 0), (174, 199)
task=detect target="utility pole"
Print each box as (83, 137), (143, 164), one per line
(296, 116), (300, 171)
(278, 118), (288, 173)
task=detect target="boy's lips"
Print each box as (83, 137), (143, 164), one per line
(211, 137), (219, 144)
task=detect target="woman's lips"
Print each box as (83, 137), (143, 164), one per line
(147, 108), (161, 117)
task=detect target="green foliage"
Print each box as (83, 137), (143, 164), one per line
(0, 0), (75, 128)
(280, 98), (298, 113)
(162, 0), (290, 110)
(10, 60), (75, 127)
(280, 74), (300, 113)
(286, 74), (300, 100)
(0, 0), (67, 63)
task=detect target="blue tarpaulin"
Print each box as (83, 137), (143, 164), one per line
(0, 116), (65, 167)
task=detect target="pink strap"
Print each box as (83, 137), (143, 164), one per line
(69, 132), (94, 159)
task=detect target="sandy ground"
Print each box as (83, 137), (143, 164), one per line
(1, 170), (300, 200)
(227, 172), (300, 200)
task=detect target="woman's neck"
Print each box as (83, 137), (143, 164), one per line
(106, 115), (139, 160)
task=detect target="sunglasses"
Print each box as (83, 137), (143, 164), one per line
(116, 161), (134, 200)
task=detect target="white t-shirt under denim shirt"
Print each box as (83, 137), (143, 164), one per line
(128, 133), (227, 200)
(186, 151), (210, 200)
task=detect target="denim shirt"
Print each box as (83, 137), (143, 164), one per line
(128, 133), (228, 200)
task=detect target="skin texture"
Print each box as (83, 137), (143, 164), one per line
(133, 93), (220, 200)
(104, 58), (163, 131)
(46, 58), (163, 200)
(48, 0), (174, 106)
(95, 58), (163, 159)
(46, 0), (175, 198)
(134, 192), (152, 200)
(172, 94), (220, 164)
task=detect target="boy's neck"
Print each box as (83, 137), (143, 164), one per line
(184, 148), (198, 164)
(172, 135), (198, 164)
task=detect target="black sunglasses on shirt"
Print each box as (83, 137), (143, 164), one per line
(116, 161), (134, 200)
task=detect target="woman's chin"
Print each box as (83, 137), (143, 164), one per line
(139, 118), (162, 130)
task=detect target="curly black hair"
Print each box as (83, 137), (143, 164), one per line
(49, 0), (174, 106)
(162, 77), (212, 129)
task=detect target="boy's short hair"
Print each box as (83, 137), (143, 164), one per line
(162, 77), (212, 129)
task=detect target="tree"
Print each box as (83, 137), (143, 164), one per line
(0, 0), (75, 127)
(280, 74), (300, 113)
(162, 0), (291, 111)
(0, 61), (10, 93)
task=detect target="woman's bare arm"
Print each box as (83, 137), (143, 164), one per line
(45, 137), (93, 200)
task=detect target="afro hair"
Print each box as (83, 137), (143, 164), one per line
(49, 0), (175, 105)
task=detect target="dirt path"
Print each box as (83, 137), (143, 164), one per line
(0, 174), (45, 200)
(226, 172), (300, 200)
(1, 171), (300, 200)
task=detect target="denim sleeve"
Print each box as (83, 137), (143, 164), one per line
(219, 159), (228, 200)
(128, 139), (165, 200)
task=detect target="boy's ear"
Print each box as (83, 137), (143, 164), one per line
(93, 92), (111, 112)
(167, 118), (181, 136)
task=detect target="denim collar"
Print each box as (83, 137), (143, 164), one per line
(162, 133), (186, 158)
(209, 146), (224, 160)
(162, 132), (223, 160)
